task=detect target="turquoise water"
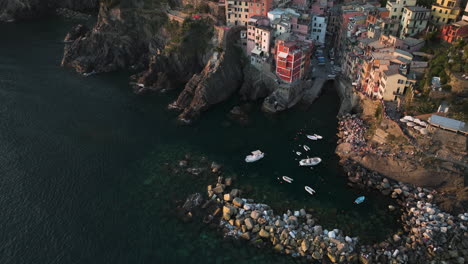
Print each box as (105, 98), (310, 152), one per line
(0, 18), (400, 264)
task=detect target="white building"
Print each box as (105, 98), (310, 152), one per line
(310, 15), (327, 44)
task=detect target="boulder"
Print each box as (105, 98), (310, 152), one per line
(327, 252), (338, 263)
(244, 218), (254, 230)
(240, 232), (251, 240)
(210, 162), (222, 173)
(275, 219), (285, 227)
(222, 205), (236, 220)
(232, 197), (244, 207)
(274, 244), (284, 252)
(312, 251), (323, 260)
(301, 240), (309, 252)
(182, 193), (203, 211)
(259, 229), (270, 238)
(251, 210), (261, 220)
(223, 193), (232, 201)
(257, 217), (266, 225)
(230, 189), (239, 198)
(224, 177), (232, 186)
(394, 188), (403, 195)
(213, 185), (225, 194)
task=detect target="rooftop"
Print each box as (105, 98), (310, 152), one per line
(405, 6), (429, 12)
(403, 37), (424, 46)
(429, 115), (468, 133)
(452, 20), (468, 27)
(383, 64), (402, 76)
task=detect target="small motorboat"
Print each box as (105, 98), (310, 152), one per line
(305, 186), (316, 195)
(299, 157), (322, 166)
(303, 145), (310, 151)
(245, 150), (265, 163)
(296, 151), (302, 156)
(314, 134), (323, 139)
(307, 135), (318, 140)
(282, 176), (294, 183)
(354, 196), (365, 204)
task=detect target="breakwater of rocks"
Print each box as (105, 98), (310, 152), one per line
(178, 115), (467, 263)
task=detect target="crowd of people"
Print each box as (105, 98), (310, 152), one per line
(337, 114), (367, 153)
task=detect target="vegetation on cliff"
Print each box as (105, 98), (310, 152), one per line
(403, 40), (467, 121)
(164, 18), (214, 57)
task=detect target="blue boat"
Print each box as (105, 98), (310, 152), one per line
(354, 196), (365, 204)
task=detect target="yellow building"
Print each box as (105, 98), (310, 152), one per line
(226, 0), (250, 27)
(431, 0), (461, 26)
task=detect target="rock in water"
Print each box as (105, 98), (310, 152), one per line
(182, 193), (204, 211)
(232, 197), (244, 208)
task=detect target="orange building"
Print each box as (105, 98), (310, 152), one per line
(248, 0), (272, 18)
(440, 20), (468, 43)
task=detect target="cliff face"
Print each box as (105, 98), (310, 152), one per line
(169, 27), (244, 122)
(61, 4), (167, 74)
(0, 0), (98, 22)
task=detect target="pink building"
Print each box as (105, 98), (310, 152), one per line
(291, 16), (311, 36)
(247, 16), (273, 56)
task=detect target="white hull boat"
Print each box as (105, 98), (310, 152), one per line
(245, 150), (264, 163)
(307, 135), (318, 140)
(303, 145), (310, 151)
(296, 151), (302, 156)
(314, 134), (323, 139)
(282, 176), (294, 183)
(299, 157), (321, 166)
(305, 186), (316, 195)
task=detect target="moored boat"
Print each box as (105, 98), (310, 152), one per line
(296, 151), (302, 156)
(299, 157), (321, 166)
(354, 196), (365, 204)
(282, 176), (294, 183)
(305, 186), (316, 195)
(245, 150), (264, 163)
(314, 134), (323, 139)
(303, 145), (310, 151)
(306, 135), (318, 140)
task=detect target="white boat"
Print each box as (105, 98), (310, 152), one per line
(399, 118), (408, 123)
(282, 176), (294, 183)
(314, 134), (323, 139)
(299, 157), (322, 166)
(305, 186), (316, 195)
(303, 145), (310, 151)
(245, 150), (264, 163)
(296, 151), (302, 156)
(307, 135), (318, 140)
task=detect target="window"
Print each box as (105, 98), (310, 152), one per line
(394, 8), (397, 12)
(445, 10), (448, 14)
(401, 8), (404, 12)
(397, 79), (404, 84)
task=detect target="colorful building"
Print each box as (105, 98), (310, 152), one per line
(440, 20), (468, 43)
(247, 16), (272, 55)
(386, 0), (417, 20)
(399, 6), (430, 38)
(275, 35), (312, 83)
(463, 1), (468, 22)
(431, 0), (461, 26)
(226, 0), (250, 26)
(248, 0), (273, 18)
(311, 15), (327, 44)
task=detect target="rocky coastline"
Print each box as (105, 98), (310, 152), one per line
(178, 114), (468, 263)
(0, 0), (97, 22)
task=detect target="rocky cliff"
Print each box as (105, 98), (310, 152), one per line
(61, 4), (167, 74)
(0, 0), (98, 22)
(169, 27), (245, 122)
